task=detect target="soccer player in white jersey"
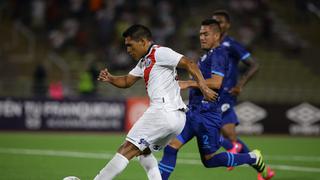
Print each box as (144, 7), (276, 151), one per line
(94, 24), (217, 180)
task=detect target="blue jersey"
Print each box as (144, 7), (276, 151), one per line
(188, 45), (230, 112)
(220, 36), (251, 104)
(177, 46), (230, 152)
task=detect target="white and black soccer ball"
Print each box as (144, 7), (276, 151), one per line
(63, 176), (80, 180)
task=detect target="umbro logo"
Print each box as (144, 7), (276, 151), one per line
(236, 101), (267, 124)
(287, 103), (320, 125)
(235, 101), (266, 134)
(287, 103), (320, 135)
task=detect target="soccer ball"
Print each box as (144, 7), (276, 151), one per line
(63, 176), (80, 180)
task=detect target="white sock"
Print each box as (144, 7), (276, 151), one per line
(249, 152), (257, 164)
(94, 153), (129, 180)
(138, 154), (162, 180)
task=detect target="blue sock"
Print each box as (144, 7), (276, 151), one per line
(159, 146), (178, 180)
(203, 152), (256, 168)
(221, 137), (233, 150)
(237, 138), (251, 153)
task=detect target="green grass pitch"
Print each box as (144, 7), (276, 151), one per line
(0, 132), (319, 180)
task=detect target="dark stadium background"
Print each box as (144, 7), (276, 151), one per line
(0, 0), (319, 180)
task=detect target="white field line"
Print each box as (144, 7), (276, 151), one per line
(0, 148), (320, 173)
(179, 152), (320, 162)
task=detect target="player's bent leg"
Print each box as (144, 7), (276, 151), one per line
(221, 123), (243, 170)
(159, 111), (195, 180)
(117, 141), (144, 160)
(159, 138), (185, 180)
(94, 141), (141, 180)
(221, 123), (238, 142)
(201, 151), (257, 168)
(237, 138), (250, 153)
(138, 151), (162, 180)
(221, 123), (242, 153)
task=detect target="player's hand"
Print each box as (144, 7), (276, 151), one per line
(178, 81), (190, 90)
(229, 86), (242, 96)
(200, 84), (218, 101)
(97, 68), (113, 82)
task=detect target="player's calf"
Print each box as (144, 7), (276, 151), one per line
(202, 151), (256, 168)
(159, 145), (179, 180)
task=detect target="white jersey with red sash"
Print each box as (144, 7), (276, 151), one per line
(127, 44), (187, 152)
(129, 44), (187, 111)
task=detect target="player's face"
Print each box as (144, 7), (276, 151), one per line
(124, 37), (148, 61)
(212, 15), (230, 34)
(199, 25), (220, 50)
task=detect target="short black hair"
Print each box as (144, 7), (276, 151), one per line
(212, 10), (231, 23)
(122, 24), (152, 41)
(201, 19), (221, 33)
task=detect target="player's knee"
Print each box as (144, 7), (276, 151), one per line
(224, 133), (237, 141)
(117, 141), (141, 160)
(168, 138), (183, 150)
(142, 148), (151, 155)
(201, 158), (216, 168)
(201, 159), (211, 168)
(201, 154), (221, 168)
(222, 127), (237, 141)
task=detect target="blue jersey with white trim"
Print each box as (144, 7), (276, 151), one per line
(188, 45), (230, 111)
(220, 36), (251, 103)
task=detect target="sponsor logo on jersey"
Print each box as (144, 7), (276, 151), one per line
(152, 145), (162, 151)
(138, 138), (150, 147)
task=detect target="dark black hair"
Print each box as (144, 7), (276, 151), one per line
(212, 10), (231, 23)
(201, 19), (221, 33)
(122, 24), (152, 41)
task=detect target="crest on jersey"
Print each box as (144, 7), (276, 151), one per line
(222, 41), (230, 47)
(221, 103), (231, 112)
(144, 58), (152, 68)
(200, 54), (207, 62)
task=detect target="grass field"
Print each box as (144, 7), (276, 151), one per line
(0, 132), (319, 180)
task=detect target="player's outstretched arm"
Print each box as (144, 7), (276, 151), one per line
(97, 68), (140, 88)
(177, 56), (217, 101)
(230, 57), (259, 96)
(178, 74), (223, 90)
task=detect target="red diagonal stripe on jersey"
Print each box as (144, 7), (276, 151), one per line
(144, 48), (156, 89)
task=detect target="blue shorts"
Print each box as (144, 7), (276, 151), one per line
(221, 105), (239, 126)
(177, 110), (222, 155)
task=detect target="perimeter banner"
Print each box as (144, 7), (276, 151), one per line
(0, 98), (126, 131)
(235, 101), (320, 135)
(0, 98), (319, 135)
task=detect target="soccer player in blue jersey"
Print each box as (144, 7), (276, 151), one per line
(159, 19), (267, 180)
(212, 10), (275, 180)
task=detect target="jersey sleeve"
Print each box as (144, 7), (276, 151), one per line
(211, 50), (227, 77)
(154, 47), (183, 67)
(129, 61), (143, 77)
(231, 40), (251, 61)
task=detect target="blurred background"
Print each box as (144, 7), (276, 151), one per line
(0, 1), (320, 180)
(0, 0), (319, 135)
